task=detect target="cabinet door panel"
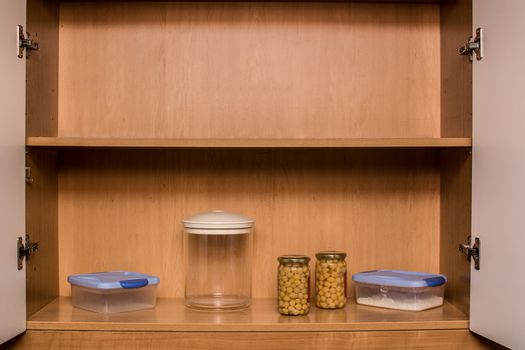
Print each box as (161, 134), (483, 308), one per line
(0, 0), (27, 344)
(472, 0), (525, 348)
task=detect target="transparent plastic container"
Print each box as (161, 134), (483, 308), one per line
(353, 270), (446, 312)
(68, 271), (159, 313)
(183, 210), (254, 310)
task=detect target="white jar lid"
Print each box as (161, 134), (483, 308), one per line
(183, 210), (255, 235)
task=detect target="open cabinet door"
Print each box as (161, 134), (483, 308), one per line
(471, 0), (525, 348)
(0, 0), (27, 345)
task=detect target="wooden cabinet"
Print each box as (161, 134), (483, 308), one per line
(1, 0), (522, 348)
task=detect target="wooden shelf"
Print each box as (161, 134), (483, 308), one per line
(26, 137), (472, 149)
(28, 297), (468, 332)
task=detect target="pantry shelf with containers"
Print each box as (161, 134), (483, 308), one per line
(6, 0), (503, 348)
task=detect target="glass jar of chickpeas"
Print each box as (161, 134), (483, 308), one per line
(315, 251), (347, 309)
(277, 255), (311, 316)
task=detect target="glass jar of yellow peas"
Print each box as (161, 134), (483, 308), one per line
(277, 255), (311, 315)
(315, 251), (347, 309)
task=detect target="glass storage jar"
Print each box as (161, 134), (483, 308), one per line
(315, 251), (347, 309)
(183, 210), (254, 310)
(277, 255), (311, 315)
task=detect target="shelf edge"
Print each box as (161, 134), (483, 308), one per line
(26, 137), (472, 148)
(26, 320), (470, 332)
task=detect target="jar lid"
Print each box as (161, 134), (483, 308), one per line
(183, 210), (254, 235)
(315, 251), (347, 260)
(278, 254), (311, 264)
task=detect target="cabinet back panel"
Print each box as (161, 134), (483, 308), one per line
(58, 2), (440, 138)
(58, 149), (440, 298)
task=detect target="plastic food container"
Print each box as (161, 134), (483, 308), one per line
(183, 210), (254, 310)
(68, 271), (160, 313)
(352, 270), (447, 311)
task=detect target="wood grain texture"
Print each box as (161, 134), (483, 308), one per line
(27, 137), (472, 148)
(9, 330), (501, 350)
(58, 2), (440, 139)
(440, 150), (471, 316)
(57, 0), (443, 3)
(25, 150), (59, 317)
(26, 0), (59, 137)
(440, 0), (472, 137)
(57, 149), (440, 298)
(28, 297), (467, 332)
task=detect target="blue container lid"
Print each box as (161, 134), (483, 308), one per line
(352, 270), (447, 288)
(68, 271), (160, 290)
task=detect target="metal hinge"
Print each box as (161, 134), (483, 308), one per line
(17, 235), (39, 270)
(17, 25), (39, 59)
(459, 27), (483, 61)
(459, 236), (480, 270)
(25, 166), (34, 184)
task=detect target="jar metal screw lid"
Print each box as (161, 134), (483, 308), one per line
(315, 251), (347, 260)
(278, 255), (311, 264)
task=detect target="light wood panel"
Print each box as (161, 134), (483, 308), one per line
(58, 2), (440, 139)
(27, 137), (472, 148)
(440, 0), (472, 137)
(57, 149), (440, 298)
(9, 330), (502, 350)
(26, 150), (59, 316)
(440, 150), (471, 316)
(26, 0), (59, 137)
(57, 0), (443, 3)
(28, 297), (467, 332)
(438, 0), (472, 314)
